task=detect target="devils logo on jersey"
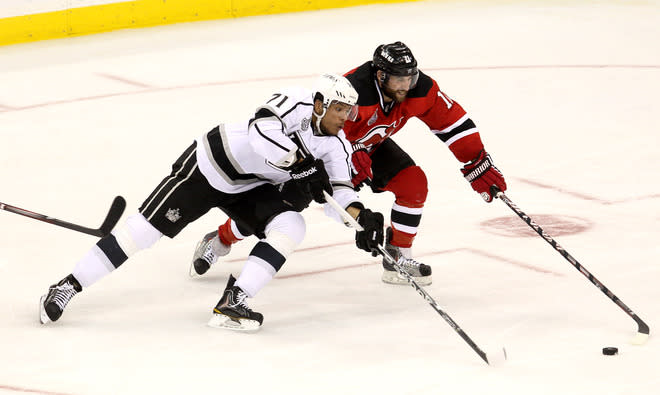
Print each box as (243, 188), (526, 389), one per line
(354, 117), (404, 150)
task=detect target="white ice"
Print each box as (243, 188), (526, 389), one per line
(1, 1), (659, 394)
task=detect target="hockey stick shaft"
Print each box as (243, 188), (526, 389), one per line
(492, 187), (649, 339)
(0, 196), (126, 237)
(323, 191), (505, 364)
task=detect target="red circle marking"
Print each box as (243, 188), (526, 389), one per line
(481, 215), (592, 237)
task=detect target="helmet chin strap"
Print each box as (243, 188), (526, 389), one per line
(312, 106), (327, 136)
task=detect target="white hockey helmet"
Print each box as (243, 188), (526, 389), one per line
(313, 74), (359, 130)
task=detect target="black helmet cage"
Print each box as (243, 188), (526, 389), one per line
(372, 41), (419, 88)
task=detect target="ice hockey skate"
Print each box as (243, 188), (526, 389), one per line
(208, 275), (263, 331)
(382, 227), (432, 286)
(39, 274), (82, 324)
(190, 230), (231, 277)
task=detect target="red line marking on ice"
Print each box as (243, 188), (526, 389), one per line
(608, 193), (660, 205)
(516, 177), (660, 205)
(0, 74), (317, 113)
(0, 384), (73, 395)
(278, 262), (375, 279)
(516, 178), (608, 203)
(96, 72), (153, 88)
(2, 64), (657, 113)
(458, 248), (563, 276)
(221, 241), (351, 264)
(221, 242), (560, 279)
(429, 64), (660, 71)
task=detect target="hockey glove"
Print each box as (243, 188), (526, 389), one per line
(289, 157), (332, 204)
(460, 150), (507, 203)
(350, 143), (373, 188)
(355, 208), (384, 255)
(279, 180), (313, 212)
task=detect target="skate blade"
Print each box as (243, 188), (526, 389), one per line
(189, 240), (204, 278)
(382, 271), (432, 286)
(207, 313), (261, 332)
(38, 295), (51, 324)
(189, 262), (200, 278)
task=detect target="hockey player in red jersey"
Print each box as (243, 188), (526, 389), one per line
(344, 41), (507, 286)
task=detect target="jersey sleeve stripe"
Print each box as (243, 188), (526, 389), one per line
(432, 113), (470, 135)
(205, 125), (265, 183)
(433, 117), (478, 146)
(442, 127), (479, 147)
(253, 122), (290, 152)
(331, 181), (354, 189)
(280, 101), (313, 119)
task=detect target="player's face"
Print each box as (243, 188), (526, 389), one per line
(383, 75), (415, 103)
(320, 101), (358, 136)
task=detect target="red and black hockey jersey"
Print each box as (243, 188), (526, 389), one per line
(343, 62), (484, 163)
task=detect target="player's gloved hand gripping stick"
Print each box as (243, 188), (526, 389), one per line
(350, 143), (373, 188)
(323, 190), (507, 365)
(461, 150), (506, 202)
(288, 156), (333, 204)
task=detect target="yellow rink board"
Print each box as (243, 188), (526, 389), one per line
(0, 0), (418, 47)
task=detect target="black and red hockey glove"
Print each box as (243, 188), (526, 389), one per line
(350, 143), (373, 188)
(461, 150), (507, 203)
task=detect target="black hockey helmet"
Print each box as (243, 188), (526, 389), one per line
(372, 41), (419, 89)
(372, 41), (418, 75)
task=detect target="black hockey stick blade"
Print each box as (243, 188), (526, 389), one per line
(490, 186), (650, 344)
(0, 196), (126, 238)
(97, 196), (127, 237)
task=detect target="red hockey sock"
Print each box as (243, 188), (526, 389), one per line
(390, 226), (416, 248)
(218, 218), (242, 246)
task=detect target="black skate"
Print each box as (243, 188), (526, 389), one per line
(39, 274), (82, 324)
(190, 230), (231, 277)
(382, 227), (432, 286)
(207, 275), (263, 331)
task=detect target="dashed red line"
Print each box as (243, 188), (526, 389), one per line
(1, 65), (657, 113)
(430, 64), (660, 71)
(456, 248), (563, 276)
(516, 178), (608, 203)
(515, 177), (660, 205)
(608, 193), (660, 205)
(0, 384), (73, 395)
(96, 72), (153, 88)
(222, 241), (351, 264)
(219, 241), (561, 279)
(277, 262), (375, 279)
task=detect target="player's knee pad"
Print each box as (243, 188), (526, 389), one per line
(112, 213), (163, 257)
(385, 165), (428, 207)
(263, 210), (306, 258)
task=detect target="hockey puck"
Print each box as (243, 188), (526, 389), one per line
(602, 347), (618, 355)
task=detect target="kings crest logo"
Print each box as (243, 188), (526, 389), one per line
(166, 208), (181, 223)
(301, 117), (310, 131)
(367, 110), (378, 126)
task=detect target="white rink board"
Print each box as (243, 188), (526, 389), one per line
(0, 1), (659, 395)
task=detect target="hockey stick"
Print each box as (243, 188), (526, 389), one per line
(323, 191), (507, 365)
(491, 187), (650, 345)
(0, 196), (126, 238)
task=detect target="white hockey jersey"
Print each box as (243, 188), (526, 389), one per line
(196, 86), (361, 224)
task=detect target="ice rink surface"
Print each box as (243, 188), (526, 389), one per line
(1, 0), (659, 394)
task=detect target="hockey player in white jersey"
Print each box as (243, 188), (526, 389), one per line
(39, 74), (385, 331)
